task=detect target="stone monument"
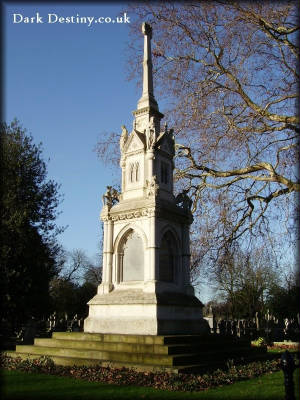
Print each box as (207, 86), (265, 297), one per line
(84, 22), (206, 335)
(7, 24), (266, 372)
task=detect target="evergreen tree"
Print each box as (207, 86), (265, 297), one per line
(0, 120), (63, 330)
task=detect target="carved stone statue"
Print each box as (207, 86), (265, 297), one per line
(175, 189), (193, 210)
(146, 175), (159, 197)
(102, 186), (112, 207)
(111, 188), (119, 204)
(120, 125), (128, 153)
(142, 22), (152, 38)
(146, 116), (155, 150)
(102, 186), (120, 208)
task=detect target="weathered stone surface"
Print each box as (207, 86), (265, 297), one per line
(5, 331), (267, 373)
(86, 289), (203, 306)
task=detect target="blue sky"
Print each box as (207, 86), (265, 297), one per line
(4, 3), (219, 302)
(4, 3), (139, 261)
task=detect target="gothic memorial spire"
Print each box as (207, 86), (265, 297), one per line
(133, 22), (163, 134)
(137, 22), (156, 111)
(83, 22), (204, 339)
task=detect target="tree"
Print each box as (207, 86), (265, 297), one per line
(59, 248), (102, 285)
(49, 248), (101, 319)
(267, 268), (300, 319)
(49, 277), (97, 320)
(61, 249), (90, 282)
(0, 120), (63, 329)
(210, 244), (279, 319)
(97, 2), (298, 250)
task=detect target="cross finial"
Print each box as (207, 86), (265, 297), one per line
(142, 22), (152, 38)
(134, 23), (163, 131)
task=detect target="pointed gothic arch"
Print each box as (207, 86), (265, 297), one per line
(135, 162), (139, 182)
(159, 230), (178, 282)
(114, 225), (146, 283)
(129, 163), (134, 183)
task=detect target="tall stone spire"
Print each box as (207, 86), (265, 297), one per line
(83, 21), (204, 338)
(137, 22), (158, 111)
(134, 22), (163, 133)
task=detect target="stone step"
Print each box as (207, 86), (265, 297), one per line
(171, 347), (261, 366)
(4, 351), (182, 372)
(34, 338), (168, 354)
(14, 342), (260, 367)
(52, 332), (251, 347)
(15, 345), (176, 366)
(5, 349), (269, 375)
(5, 332), (266, 373)
(176, 355), (266, 374)
(17, 350), (236, 373)
(173, 349), (272, 374)
(163, 334), (250, 346)
(52, 332), (166, 345)
(33, 337), (252, 356)
(3, 350), (233, 374)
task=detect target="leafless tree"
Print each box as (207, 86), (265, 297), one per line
(210, 243), (279, 318)
(59, 249), (101, 284)
(113, 2), (299, 248)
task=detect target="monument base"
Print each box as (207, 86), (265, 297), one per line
(6, 331), (267, 373)
(84, 289), (208, 335)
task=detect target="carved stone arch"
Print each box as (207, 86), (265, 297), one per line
(114, 224), (147, 283)
(129, 163), (134, 183)
(159, 224), (181, 251)
(159, 226), (180, 283)
(135, 161), (139, 182)
(114, 223), (148, 252)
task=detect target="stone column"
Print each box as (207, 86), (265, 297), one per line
(98, 218), (113, 294)
(182, 223), (194, 295)
(107, 219), (113, 284)
(102, 220), (108, 282)
(147, 150), (154, 182)
(144, 210), (157, 292)
(120, 158), (126, 193)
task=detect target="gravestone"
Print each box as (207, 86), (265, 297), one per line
(22, 317), (37, 345)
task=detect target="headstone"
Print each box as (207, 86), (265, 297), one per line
(23, 317), (37, 345)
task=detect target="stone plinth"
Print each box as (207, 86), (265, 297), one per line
(84, 290), (207, 335)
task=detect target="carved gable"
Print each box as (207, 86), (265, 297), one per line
(124, 130), (146, 154)
(156, 133), (175, 156)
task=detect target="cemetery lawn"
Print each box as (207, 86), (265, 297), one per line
(1, 368), (299, 400)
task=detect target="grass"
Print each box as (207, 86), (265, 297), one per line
(1, 368), (299, 400)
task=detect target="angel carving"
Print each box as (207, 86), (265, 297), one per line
(146, 117), (155, 150)
(146, 175), (159, 197)
(120, 125), (128, 153)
